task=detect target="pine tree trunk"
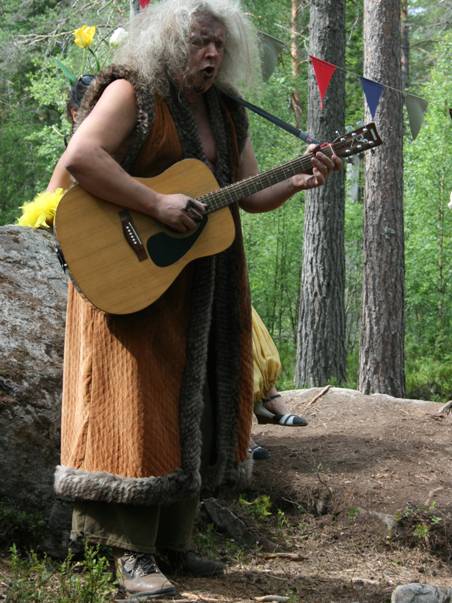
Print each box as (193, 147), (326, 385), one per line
(290, 0), (302, 127)
(359, 0), (405, 396)
(295, 0), (346, 387)
(401, 0), (410, 90)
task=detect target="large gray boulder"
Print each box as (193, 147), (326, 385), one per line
(0, 225), (70, 555)
(392, 583), (452, 603)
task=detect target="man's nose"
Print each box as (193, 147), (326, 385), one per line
(205, 41), (219, 58)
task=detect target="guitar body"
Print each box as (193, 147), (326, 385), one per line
(54, 158), (236, 315)
(54, 123), (382, 315)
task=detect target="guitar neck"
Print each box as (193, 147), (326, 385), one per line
(199, 121), (382, 213)
(200, 151), (320, 214)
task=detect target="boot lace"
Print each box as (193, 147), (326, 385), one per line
(122, 552), (158, 577)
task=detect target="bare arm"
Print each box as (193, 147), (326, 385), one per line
(238, 137), (341, 213)
(47, 160), (75, 192)
(48, 79), (204, 233)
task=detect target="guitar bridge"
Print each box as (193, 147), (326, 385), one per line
(119, 210), (147, 262)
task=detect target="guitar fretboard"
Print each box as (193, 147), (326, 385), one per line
(199, 147), (333, 213)
(197, 121), (382, 213)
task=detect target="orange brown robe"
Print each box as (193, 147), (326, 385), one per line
(54, 67), (254, 506)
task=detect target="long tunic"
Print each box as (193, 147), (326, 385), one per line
(54, 67), (254, 506)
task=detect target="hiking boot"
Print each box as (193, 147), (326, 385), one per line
(114, 550), (177, 598)
(157, 549), (224, 577)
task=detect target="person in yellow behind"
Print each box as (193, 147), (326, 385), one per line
(250, 307), (308, 460)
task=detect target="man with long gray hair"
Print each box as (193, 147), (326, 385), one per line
(49, 0), (339, 597)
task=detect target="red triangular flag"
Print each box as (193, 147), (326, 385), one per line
(309, 55), (336, 110)
(139, 0), (150, 7)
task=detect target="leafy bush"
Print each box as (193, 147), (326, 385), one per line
(406, 354), (452, 401)
(0, 500), (46, 551)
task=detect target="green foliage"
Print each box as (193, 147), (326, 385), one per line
(344, 0), (364, 126)
(413, 522), (430, 542)
(346, 506), (361, 521)
(0, 0), (450, 395)
(0, 0), (126, 225)
(394, 501), (451, 558)
(4, 544), (116, 602)
(0, 500), (46, 551)
(406, 353), (452, 401)
(240, 0), (309, 389)
(408, 0), (452, 85)
(404, 31), (452, 398)
(239, 494), (273, 519)
(194, 521), (252, 566)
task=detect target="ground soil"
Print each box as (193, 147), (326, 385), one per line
(164, 387), (452, 603)
(3, 387), (452, 603)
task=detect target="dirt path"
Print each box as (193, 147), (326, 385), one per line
(3, 387), (451, 602)
(165, 388), (452, 603)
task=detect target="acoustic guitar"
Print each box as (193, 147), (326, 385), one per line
(54, 123), (382, 314)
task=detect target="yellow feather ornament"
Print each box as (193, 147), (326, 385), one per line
(17, 188), (65, 229)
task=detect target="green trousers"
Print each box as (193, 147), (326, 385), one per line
(71, 377), (215, 554)
(71, 496), (199, 553)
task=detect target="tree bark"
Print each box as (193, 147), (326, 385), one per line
(290, 0), (303, 127)
(401, 0), (410, 90)
(295, 0), (346, 387)
(359, 0), (405, 396)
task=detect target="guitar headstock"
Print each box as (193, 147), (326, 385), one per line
(330, 123), (382, 159)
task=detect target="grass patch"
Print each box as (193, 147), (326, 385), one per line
(1, 544), (116, 602)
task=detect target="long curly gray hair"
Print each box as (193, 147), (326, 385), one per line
(113, 0), (260, 96)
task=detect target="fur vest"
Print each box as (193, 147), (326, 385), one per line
(54, 66), (254, 506)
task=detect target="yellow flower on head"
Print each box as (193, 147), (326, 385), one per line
(74, 25), (96, 49)
(18, 188), (65, 229)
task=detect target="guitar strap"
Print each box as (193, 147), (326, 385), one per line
(222, 91), (321, 145)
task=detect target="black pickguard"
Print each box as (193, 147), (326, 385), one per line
(146, 215), (207, 267)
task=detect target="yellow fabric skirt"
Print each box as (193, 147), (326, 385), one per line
(252, 306), (281, 402)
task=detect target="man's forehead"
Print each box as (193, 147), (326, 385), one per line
(190, 15), (225, 38)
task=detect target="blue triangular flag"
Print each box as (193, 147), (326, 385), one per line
(360, 77), (384, 119)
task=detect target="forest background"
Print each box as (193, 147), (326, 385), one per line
(0, 0), (450, 401)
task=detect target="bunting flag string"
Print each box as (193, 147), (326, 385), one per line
(307, 53), (429, 140)
(265, 43), (431, 139)
(268, 20), (438, 140)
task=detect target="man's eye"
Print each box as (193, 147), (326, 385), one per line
(190, 36), (224, 50)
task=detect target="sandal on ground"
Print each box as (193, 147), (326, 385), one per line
(255, 394), (308, 427)
(249, 442), (271, 460)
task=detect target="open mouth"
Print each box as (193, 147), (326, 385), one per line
(202, 66), (215, 78)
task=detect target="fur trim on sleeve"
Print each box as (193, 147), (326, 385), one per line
(75, 65), (155, 173)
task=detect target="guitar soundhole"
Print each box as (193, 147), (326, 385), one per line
(146, 216), (207, 267)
